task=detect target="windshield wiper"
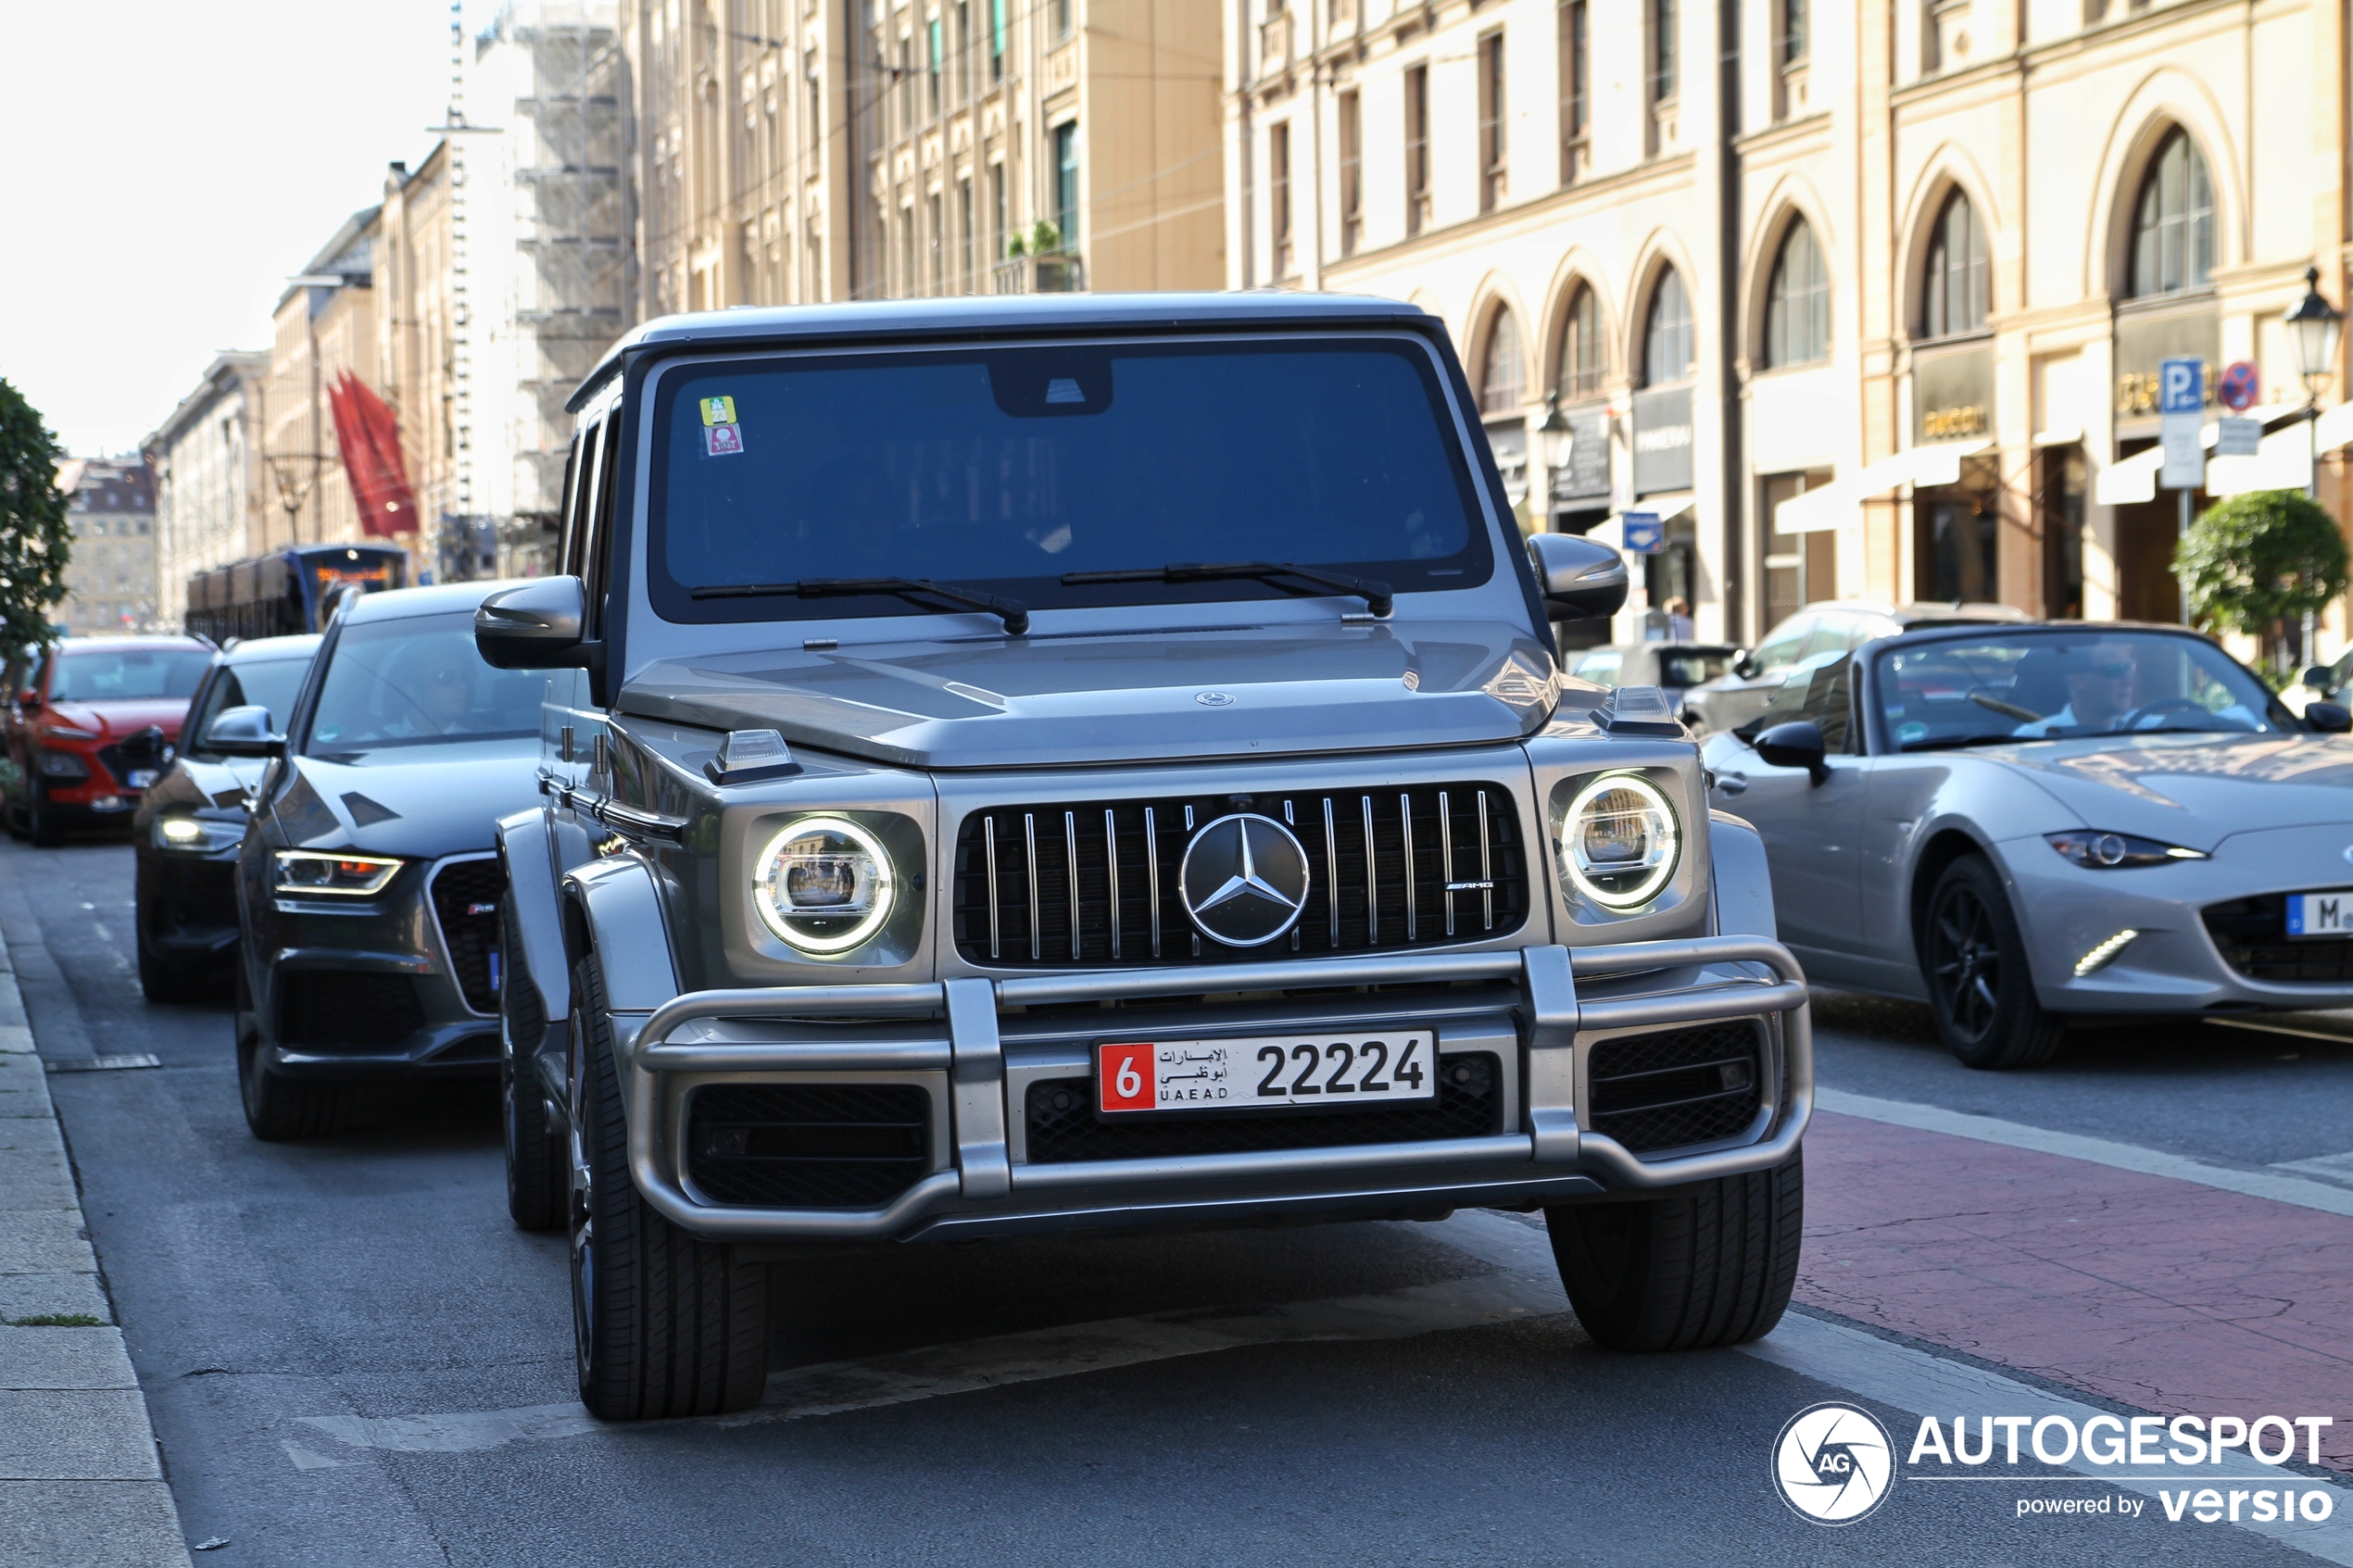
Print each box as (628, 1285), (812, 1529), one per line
(1898, 733), (2032, 752)
(1061, 560), (1393, 618)
(691, 576), (1028, 634)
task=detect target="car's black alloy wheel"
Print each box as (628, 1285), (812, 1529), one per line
(134, 865), (210, 1004)
(570, 954), (769, 1421)
(1921, 856), (2065, 1071)
(234, 962), (352, 1139)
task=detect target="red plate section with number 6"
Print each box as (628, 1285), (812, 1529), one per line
(1096, 1034), (1436, 1115)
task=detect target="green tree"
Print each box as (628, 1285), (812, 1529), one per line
(2176, 489), (2348, 659)
(0, 378), (71, 657)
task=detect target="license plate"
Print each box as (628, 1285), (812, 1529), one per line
(2286, 891), (2353, 937)
(127, 770), (158, 788)
(1097, 1033), (1435, 1115)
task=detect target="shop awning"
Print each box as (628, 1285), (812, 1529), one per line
(2095, 403), (2309, 506)
(1771, 440), (1994, 534)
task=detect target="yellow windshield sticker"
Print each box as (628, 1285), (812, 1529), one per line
(699, 395), (736, 427)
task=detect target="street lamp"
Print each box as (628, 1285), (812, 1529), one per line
(2287, 265), (2344, 664)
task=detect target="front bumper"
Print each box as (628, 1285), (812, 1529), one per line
(605, 935), (1811, 1246)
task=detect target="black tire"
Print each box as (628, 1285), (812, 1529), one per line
(1545, 1148), (1804, 1352)
(26, 787), (59, 848)
(501, 898), (561, 1232)
(571, 955), (769, 1420)
(134, 867), (209, 1004)
(1920, 856), (2065, 1070)
(235, 965), (351, 1140)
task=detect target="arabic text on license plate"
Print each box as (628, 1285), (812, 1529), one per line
(127, 770), (158, 788)
(1098, 1033), (1435, 1115)
(2286, 891), (2353, 937)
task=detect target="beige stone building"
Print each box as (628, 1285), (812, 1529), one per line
(53, 458), (159, 635)
(1230, 0), (2352, 652)
(143, 351), (270, 628)
(258, 209), (382, 557)
(622, 0), (1224, 312)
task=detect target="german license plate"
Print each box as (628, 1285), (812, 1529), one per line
(1098, 1033), (1435, 1115)
(2286, 891), (2353, 937)
(127, 770), (158, 788)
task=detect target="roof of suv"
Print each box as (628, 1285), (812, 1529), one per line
(573, 292), (1440, 411)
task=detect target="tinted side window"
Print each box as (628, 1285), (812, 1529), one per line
(585, 417), (623, 637)
(554, 430), (585, 575)
(1798, 655), (1855, 752)
(1752, 616), (1814, 672)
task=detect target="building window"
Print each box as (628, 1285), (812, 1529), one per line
(899, 36), (914, 135)
(807, 54), (824, 155)
(1920, 188), (1987, 338)
(928, 19), (942, 116)
(1053, 121), (1079, 248)
(1404, 64), (1431, 236)
(991, 161), (1008, 258)
(1339, 90), (1363, 257)
(1557, 282), (1603, 400)
(990, 0), (1005, 82)
(1558, 1), (1589, 184)
(957, 1), (971, 99)
(1478, 31), (1506, 214)
(1480, 309), (1527, 414)
(1270, 121), (1294, 277)
(1054, 0), (1073, 39)
(1760, 471), (1837, 628)
(929, 191), (944, 293)
(1763, 218), (1830, 368)
(2129, 129), (2214, 298)
(900, 206), (915, 294)
(1780, 0), (1806, 64)
(1650, 0), (1677, 103)
(959, 176), (975, 290)
(1642, 267), (1693, 386)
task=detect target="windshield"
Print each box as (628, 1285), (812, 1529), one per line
(648, 336), (1494, 622)
(305, 612), (545, 754)
(189, 658), (312, 759)
(1876, 632), (2287, 750)
(46, 646), (209, 703)
(1657, 648), (1734, 687)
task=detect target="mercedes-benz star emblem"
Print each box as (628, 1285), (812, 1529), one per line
(1178, 813), (1311, 947)
(1194, 690), (1236, 707)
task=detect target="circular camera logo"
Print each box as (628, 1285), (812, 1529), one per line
(1772, 1402), (1895, 1525)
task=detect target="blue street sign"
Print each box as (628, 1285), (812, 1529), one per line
(2159, 357), (2205, 416)
(1620, 512), (1663, 554)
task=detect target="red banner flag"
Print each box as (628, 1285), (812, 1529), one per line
(326, 371), (419, 539)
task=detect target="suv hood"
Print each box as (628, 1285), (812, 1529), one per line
(618, 621), (1570, 769)
(1990, 732), (2353, 851)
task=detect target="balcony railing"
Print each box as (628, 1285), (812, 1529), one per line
(993, 253), (1086, 294)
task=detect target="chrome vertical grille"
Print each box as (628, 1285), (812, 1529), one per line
(950, 783), (1529, 970)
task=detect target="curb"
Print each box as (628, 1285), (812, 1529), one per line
(0, 927), (195, 1568)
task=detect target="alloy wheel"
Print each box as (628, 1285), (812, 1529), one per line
(1931, 884), (2001, 1042)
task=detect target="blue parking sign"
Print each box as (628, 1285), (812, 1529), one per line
(1621, 512), (1663, 554)
(2159, 357), (2205, 416)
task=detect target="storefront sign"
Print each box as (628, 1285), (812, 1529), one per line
(1913, 344), (1994, 446)
(2114, 309), (2220, 422)
(1630, 385), (1693, 495)
(1550, 409), (1611, 502)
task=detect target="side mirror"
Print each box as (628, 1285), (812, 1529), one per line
(1525, 533), (1629, 622)
(206, 705), (284, 758)
(2307, 701), (2352, 734)
(1733, 655), (1761, 680)
(1753, 719), (1830, 785)
(116, 724), (173, 771)
(476, 576), (589, 670)
(2303, 665), (2335, 692)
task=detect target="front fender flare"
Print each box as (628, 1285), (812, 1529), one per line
(1707, 809), (1776, 940)
(497, 807), (571, 1038)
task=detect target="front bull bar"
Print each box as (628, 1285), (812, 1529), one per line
(610, 935), (1812, 1242)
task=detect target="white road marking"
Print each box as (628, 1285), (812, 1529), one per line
(279, 1441), (342, 1471)
(1746, 1312), (2353, 1564)
(2209, 1018), (2353, 1048)
(1816, 1087), (2353, 1220)
(44, 1054), (161, 1073)
(2274, 1150), (2353, 1189)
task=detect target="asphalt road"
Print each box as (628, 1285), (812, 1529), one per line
(6, 832), (2350, 1567)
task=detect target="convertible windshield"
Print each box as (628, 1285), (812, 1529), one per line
(648, 336), (1493, 622)
(305, 612), (546, 754)
(1877, 632), (2287, 750)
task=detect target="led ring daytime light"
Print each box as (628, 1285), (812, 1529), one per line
(753, 815), (896, 954)
(1559, 771), (1680, 910)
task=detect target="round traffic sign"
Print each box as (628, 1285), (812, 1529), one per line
(2219, 359), (2260, 412)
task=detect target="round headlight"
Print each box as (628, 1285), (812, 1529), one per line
(752, 816), (895, 953)
(1558, 772), (1680, 910)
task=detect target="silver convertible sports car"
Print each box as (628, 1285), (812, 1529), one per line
(1700, 621), (2353, 1068)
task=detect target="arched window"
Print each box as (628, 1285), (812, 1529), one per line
(1642, 267), (1692, 386)
(1479, 308), (1526, 413)
(2129, 129), (2213, 298)
(1556, 283), (1603, 400)
(1763, 218), (1830, 368)
(1920, 188), (1986, 338)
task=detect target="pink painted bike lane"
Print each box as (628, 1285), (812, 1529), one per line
(1796, 1109), (2353, 1471)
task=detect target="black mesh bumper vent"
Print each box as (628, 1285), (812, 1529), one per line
(1587, 1024), (1765, 1154)
(430, 858), (506, 1014)
(686, 1084), (933, 1209)
(953, 784), (1529, 970)
(2201, 896), (2353, 983)
(278, 971), (427, 1050)
(1024, 1052), (1502, 1165)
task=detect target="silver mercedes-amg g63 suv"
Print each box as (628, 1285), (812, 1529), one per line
(478, 294), (1810, 1422)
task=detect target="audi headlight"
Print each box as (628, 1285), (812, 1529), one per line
(2045, 831), (2208, 870)
(1558, 772), (1680, 909)
(274, 850), (402, 896)
(753, 815), (895, 953)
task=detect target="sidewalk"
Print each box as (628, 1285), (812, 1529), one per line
(0, 928), (193, 1568)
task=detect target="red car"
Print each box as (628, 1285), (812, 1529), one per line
(2, 636), (214, 845)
